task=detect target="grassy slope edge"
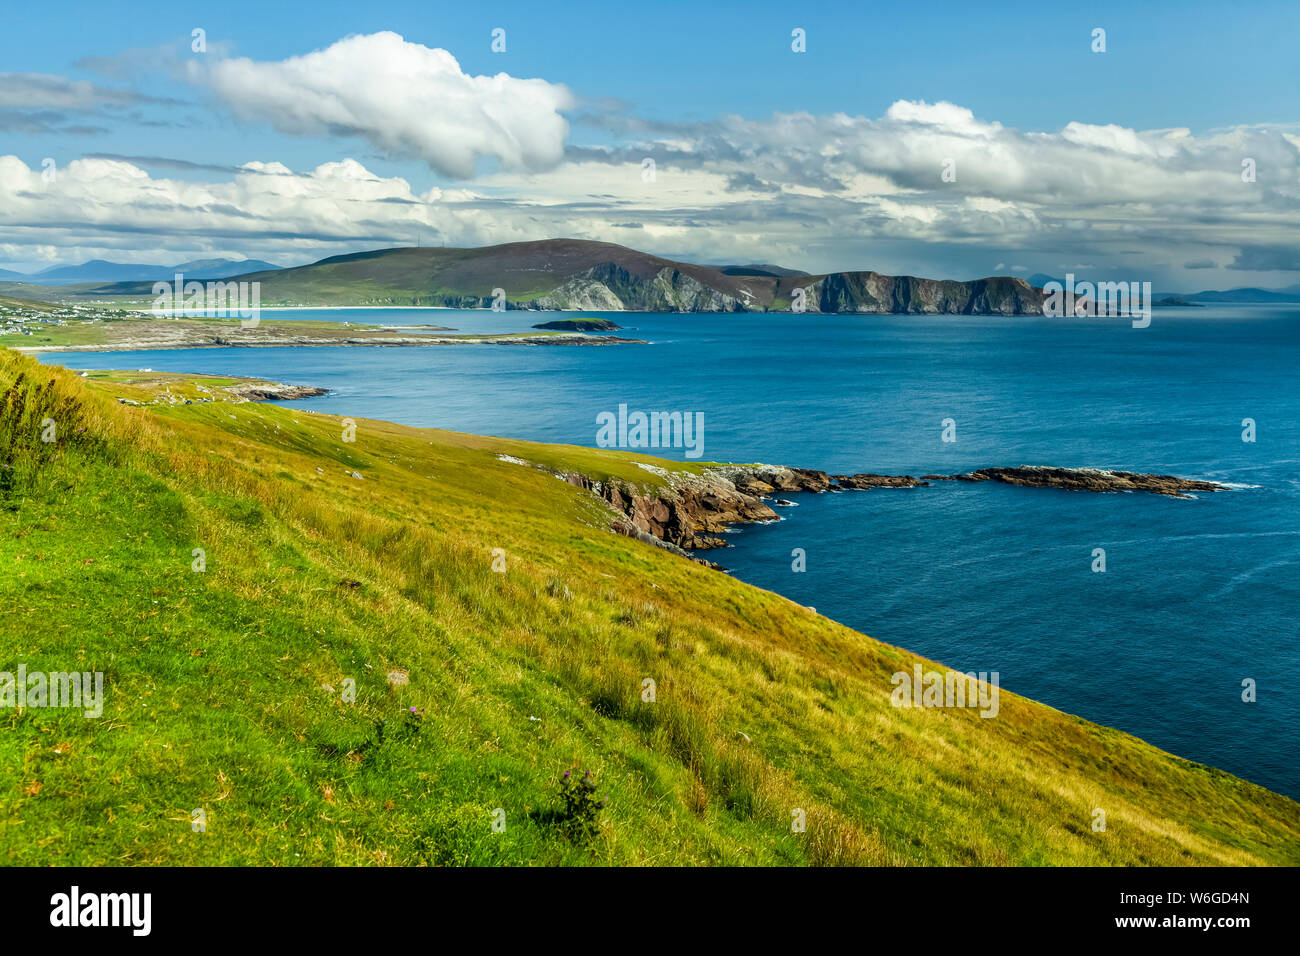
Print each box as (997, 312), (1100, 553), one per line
(1, 348), (1296, 866)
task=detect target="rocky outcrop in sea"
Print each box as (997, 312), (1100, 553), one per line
(576, 464), (1230, 568)
(498, 456), (1231, 569)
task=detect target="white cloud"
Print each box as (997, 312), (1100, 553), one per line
(188, 32), (574, 179)
(678, 101), (1300, 216)
(2, 93), (1300, 285)
(0, 154), (587, 268)
(884, 100), (996, 137)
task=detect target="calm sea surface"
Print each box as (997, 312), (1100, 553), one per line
(39, 305), (1300, 798)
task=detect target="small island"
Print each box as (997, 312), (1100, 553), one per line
(531, 318), (623, 332)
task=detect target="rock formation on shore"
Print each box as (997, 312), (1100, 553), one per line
(226, 382), (329, 401)
(595, 464), (1230, 563)
(504, 458), (1231, 569)
(564, 465), (950, 568)
(564, 469), (777, 554)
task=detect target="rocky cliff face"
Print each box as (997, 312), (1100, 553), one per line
(436, 258), (1042, 315)
(565, 469), (777, 553)
(803, 273), (1045, 315)
(530, 267), (1044, 315)
(531, 263), (744, 312)
(573, 464), (921, 563)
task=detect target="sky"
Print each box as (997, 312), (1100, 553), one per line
(1, 0), (1298, 289)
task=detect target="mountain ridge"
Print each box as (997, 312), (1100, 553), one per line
(67, 239), (1048, 314)
(1027, 273), (1300, 304)
(0, 257), (283, 286)
(9, 242), (1297, 309)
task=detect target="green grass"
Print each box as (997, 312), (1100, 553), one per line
(0, 322), (117, 349)
(0, 295), (57, 313)
(1, 348), (1297, 866)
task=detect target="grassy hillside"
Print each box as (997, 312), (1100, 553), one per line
(0, 282), (109, 305)
(72, 240), (764, 309)
(0, 295), (56, 313)
(1, 348), (1296, 865)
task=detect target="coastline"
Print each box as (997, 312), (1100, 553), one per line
(513, 459), (1236, 569)
(11, 330), (648, 353)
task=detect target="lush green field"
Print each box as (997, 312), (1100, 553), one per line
(1, 348), (1297, 865)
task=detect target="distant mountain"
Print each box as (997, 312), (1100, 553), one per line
(1027, 272), (1300, 304)
(1181, 287), (1300, 304)
(17, 258), (283, 285)
(12, 251), (1299, 308)
(172, 258), (284, 277)
(81, 239), (1047, 314)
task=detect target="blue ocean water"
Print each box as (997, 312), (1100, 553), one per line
(39, 306), (1300, 798)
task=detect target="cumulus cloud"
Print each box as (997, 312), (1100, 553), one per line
(548, 100), (1300, 278)
(615, 101), (1300, 215)
(3, 89), (1300, 285)
(0, 154), (581, 268)
(186, 32), (574, 178)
